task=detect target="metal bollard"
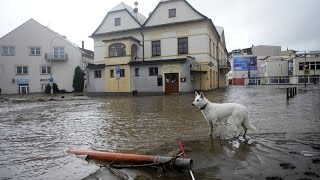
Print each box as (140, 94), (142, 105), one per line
(286, 88), (289, 100)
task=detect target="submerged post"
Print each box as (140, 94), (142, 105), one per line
(286, 88), (289, 101)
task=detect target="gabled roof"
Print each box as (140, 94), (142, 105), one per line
(143, 0), (207, 27)
(91, 2), (146, 37)
(215, 26), (224, 36)
(110, 2), (146, 25)
(0, 18), (91, 57)
(80, 48), (94, 59)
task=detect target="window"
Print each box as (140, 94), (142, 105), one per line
(152, 40), (161, 56)
(299, 62), (304, 70)
(94, 70), (101, 78)
(16, 66), (28, 74)
(169, 8), (176, 18)
(109, 43), (126, 57)
(30, 47), (41, 56)
(316, 62), (320, 70)
(115, 18), (121, 26)
(41, 66), (51, 74)
(309, 62), (315, 70)
(135, 68), (139, 77)
(110, 69), (114, 77)
(2, 46), (14, 56)
(178, 37), (188, 54)
(149, 67), (158, 76)
(53, 47), (65, 59)
(120, 69), (125, 77)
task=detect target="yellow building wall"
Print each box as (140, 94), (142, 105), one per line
(104, 40), (139, 92)
(105, 65), (131, 92)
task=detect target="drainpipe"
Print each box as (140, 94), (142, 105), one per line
(140, 31), (145, 62)
(216, 39), (220, 88)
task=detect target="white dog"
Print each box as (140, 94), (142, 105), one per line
(192, 91), (256, 138)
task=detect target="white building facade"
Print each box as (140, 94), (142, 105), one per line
(0, 19), (93, 94)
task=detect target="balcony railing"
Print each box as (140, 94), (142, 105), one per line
(45, 53), (68, 61)
(219, 60), (231, 69)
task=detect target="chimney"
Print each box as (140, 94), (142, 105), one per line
(82, 41), (84, 49)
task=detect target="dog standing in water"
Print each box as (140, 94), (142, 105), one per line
(192, 91), (256, 138)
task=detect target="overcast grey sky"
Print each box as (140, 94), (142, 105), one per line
(0, 0), (319, 52)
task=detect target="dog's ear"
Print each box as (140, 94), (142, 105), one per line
(194, 91), (198, 97)
(200, 92), (204, 98)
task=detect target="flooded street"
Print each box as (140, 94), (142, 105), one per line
(0, 85), (320, 180)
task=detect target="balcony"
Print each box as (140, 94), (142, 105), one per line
(219, 60), (231, 69)
(45, 53), (68, 61)
(219, 60), (231, 74)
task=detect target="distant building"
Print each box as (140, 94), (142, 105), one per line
(252, 45), (281, 56)
(260, 51), (320, 85)
(227, 45), (281, 85)
(0, 19), (93, 94)
(89, 0), (229, 95)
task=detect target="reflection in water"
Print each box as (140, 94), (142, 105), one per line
(0, 85), (319, 179)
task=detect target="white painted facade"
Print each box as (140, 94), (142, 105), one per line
(0, 19), (93, 94)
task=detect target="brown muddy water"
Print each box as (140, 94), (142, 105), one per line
(0, 86), (320, 180)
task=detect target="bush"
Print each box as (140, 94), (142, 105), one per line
(72, 66), (85, 92)
(45, 83), (60, 94)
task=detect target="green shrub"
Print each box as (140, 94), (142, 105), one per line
(72, 66), (85, 92)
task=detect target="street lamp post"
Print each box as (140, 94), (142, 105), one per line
(247, 58), (251, 85)
(304, 51), (307, 88)
(296, 51), (307, 87)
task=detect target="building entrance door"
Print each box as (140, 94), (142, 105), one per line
(19, 85), (29, 93)
(165, 73), (179, 94)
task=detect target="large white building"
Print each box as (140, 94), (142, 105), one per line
(88, 0), (229, 95)
(0, 19), (93, 94)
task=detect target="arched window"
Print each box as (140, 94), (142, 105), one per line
(109, 43), (126, 57)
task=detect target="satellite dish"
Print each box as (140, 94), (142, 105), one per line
(134, 1), (138, 6)
(133, 7), (138, 13)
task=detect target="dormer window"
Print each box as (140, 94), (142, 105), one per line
(169, 8), (176, 18)
(115, 18), (121, 26)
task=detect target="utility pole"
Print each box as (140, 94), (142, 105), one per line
(304, 51), (307, 88)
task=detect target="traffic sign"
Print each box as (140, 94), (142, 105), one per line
(116, 67), (120, 80)
(48, 77), (53, 82)
(116, 67), (120, 75)
(304, 69), (310, 75)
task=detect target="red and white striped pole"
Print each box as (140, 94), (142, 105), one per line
(178, 139), (195, 180)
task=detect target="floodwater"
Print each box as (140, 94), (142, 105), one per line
(0, 85), (320, 180)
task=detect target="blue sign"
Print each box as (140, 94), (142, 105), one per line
(115, 67), (120, 79)
(48, 77), (53, 82)
(233, 56), (257, 71)
(17, 79), (29, 84)
(116, 67), (120, 75)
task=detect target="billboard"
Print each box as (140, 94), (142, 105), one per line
(233, 56), (257, 71)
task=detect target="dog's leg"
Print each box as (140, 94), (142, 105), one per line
(242, 126), (248, 139)
(215, 122), (221, 139)
(235, 125), (244, 139)
(208, 120), (214, 136)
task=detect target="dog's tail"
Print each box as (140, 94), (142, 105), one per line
(244, 114), (257, 131)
